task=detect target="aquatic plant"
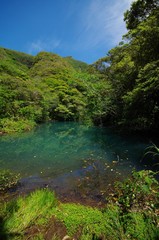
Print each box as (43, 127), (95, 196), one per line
(0, 169), (20, 192)
(142, 143), (159, 167)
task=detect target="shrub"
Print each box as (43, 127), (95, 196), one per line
(110, 170), (159, 213)
(0, 118), (36, 133)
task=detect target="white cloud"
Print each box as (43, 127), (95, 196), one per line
(76, 0), (133, 49)
(28, 38), (61, 55)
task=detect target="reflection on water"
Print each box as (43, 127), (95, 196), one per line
(0, 122), (150, 204)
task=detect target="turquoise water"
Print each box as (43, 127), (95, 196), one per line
(0, 122), (149, 204)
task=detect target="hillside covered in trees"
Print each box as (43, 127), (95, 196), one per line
(0, 0), (159, 135)
(0, 48), (106, 133)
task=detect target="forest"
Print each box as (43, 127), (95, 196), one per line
(0, 1), (159, 134)
(0, 0), (159, 239)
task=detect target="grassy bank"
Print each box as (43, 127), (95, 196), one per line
(0, 170), (159, 240)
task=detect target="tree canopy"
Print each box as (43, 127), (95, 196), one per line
(92, 0), (159, 132)
(124, 0), (159, 30)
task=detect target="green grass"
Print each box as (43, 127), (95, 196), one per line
(53, 203), (106, 237)
(124, 212), (159, 240)
(3, 189), (57, 234)
(1, 171), (159, 239)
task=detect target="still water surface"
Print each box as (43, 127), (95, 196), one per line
(0, 122), (150, 204)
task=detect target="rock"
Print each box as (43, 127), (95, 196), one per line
(62, 235), (71, 240)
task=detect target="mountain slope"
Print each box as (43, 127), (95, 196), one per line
(0, 48), (101, 133)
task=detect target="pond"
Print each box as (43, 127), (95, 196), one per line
(0, 122), (150, 205)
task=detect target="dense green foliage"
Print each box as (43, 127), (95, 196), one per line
(0, 48), (107, 133)
(0, 170), (159, 239)
(109, 170), (159, 213)
(92, 0), (159, 132)
(1, 0), (158, 133)
(64, 56), (89, 72)
(124, 0), (159, 30)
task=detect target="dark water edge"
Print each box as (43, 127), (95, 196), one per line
(0, 122), (157, 206)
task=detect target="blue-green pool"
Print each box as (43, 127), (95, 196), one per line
(0, 122), (150, 204)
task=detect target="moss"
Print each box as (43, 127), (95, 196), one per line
(53, 203), (105, 237)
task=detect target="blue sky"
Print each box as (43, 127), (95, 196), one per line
(0, 0), (133, 64)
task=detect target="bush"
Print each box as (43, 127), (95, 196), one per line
(109, 170), (159, 213)
(0, 118), (36, 133)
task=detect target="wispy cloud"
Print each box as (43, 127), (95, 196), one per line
(76, 0), (133, 49)
(27, 38), (61, 55)
(26, 0), (133, 61)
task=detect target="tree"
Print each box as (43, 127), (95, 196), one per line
(95, 1), (159, 131)
(122, 60), (159, 131)
(124, 0), (159, 30)
(124, 8), (159, 68)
